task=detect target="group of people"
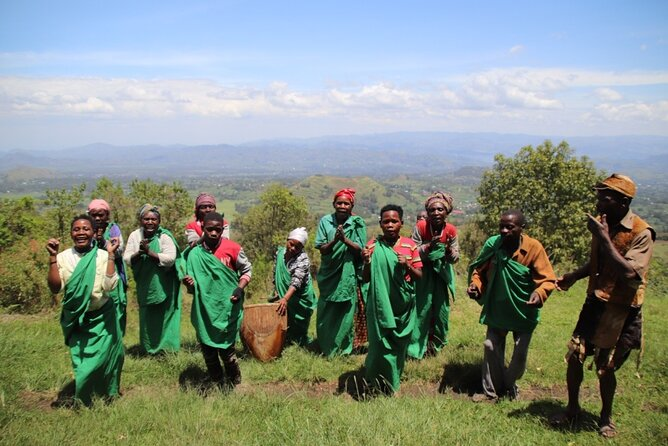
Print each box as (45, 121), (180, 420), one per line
(46, 174), (654, 439)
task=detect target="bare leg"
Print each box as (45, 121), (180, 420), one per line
(598, 369), (616, 425)
(565, 354), (583, 416)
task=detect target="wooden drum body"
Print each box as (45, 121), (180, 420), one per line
(240, 303), (288, 362)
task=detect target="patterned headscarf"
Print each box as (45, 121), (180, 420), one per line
(195, 193), (216, 209)
(88, 199), (110, 212)
(138, 203), (160, 221)
(334, 188), (356, 205)
(424, 191), (454, 214)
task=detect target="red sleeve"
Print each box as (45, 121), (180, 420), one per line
(444, 223), (457, 240)
(416, 219), (429, 240)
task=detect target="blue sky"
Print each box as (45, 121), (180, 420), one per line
(1, 0), (667, 149)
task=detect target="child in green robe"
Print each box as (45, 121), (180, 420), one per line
(362, 205), (422, 395)
(182, 212), (251, 388)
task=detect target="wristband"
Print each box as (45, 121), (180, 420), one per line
(50, 260), (57, 265)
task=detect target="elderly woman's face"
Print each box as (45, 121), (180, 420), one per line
(333, 197), (353, 216)
(427, 202), (447, 227)
(141, 211), (160, 236)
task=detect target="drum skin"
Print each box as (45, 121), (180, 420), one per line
(240, 303), (288, 362)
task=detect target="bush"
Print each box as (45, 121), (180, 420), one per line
(0, 238), (52, 313)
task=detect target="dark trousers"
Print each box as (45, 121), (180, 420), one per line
(200, 343), (241, 385)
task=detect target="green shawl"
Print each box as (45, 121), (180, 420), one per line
(408, 242), (455, 358)
(187, 244), (243, 349)
(365, 238), (416, 393)
(131, 227), (184, 307)
(467, 235), (539, 332)
(60, 247), (99, 346)
(316, 214), (366, 302)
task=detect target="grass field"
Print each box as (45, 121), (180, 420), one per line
(1, 243), (667, 445)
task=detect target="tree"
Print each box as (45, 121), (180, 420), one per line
(44, 183), (87, 240)
(474, 140), (604, 266)
(234, 184), (314, 298)
(0, 197), (45, 252)
(235, 184), (312, 260)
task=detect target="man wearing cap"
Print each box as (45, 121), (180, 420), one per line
(551, 174), (655, 438)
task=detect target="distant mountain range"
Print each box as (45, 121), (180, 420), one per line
(1, 132), (667, 181)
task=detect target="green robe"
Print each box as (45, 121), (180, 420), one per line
(364, 239), (416, 394)
(274, 247), (317, 346)
(60, 248), (124, 406)
(315, 214), (367, 356)
(187, 244), (243, 349)
(467, 235), (540, 332)
(131, 227), (183, 354)
(407, 242), (456, 359)
(103, 222), (128, 336)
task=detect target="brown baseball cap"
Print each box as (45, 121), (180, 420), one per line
(593, 173), (636, 198)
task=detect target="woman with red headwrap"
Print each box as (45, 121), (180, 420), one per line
(184, 193), (230, 247)
(408, 191), (460, 359)
(315, 188), (368, 357)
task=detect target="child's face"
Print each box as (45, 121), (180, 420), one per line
(203, 219), (224, 243)
(380, 210), (402, 238)
(285, 238), (303, 257)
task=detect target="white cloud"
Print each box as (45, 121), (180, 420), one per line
(592, 100), (668, 122)
(1, 66), (667, 145)
(594, 88), (623, 101)
(509, 45), (525, 55)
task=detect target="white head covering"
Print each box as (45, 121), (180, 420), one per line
(287, 227), (308, 245)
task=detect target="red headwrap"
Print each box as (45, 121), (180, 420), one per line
(334, 188), (356, 205)
(88, 199), (110, 212)
(195, 193), (216, 210)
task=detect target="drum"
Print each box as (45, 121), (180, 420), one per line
(240, 303), (288, 362)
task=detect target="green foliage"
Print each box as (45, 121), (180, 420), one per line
(0, 237), (52, 312)
(235, 184), (314, 299)
(476, 140), (604, 265)
(44, 183), (87, 240)
(0, 197), (45, 251)
(235, 184), (312, 261)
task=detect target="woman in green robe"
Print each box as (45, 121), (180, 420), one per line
(46, 215), (124, 406)
(124, 204), (183, 354)
(362, 205), (422, 395)
(88, 199), (128, 336)
(408, 192), (459, 359)
(273, 227), (317, 346)
(315, 188), (367, 357)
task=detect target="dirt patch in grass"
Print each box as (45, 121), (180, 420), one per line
(16, 379), (604, 411)
(18, 390), (59, 412)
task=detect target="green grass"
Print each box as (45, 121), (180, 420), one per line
(1, 254), (667, 445)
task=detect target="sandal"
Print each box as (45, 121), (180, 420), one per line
(549, 410), (580, 427)
(599, 420), (617, 439)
